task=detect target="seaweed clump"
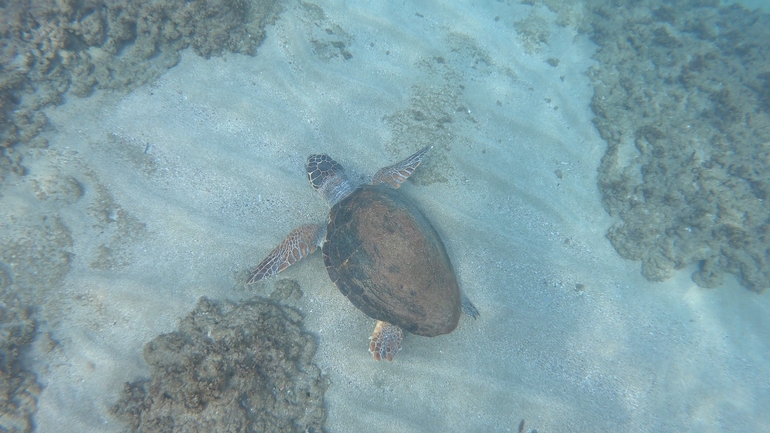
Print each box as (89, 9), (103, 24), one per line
(111, 297), (328, 433)
(588, 0), (770, 291)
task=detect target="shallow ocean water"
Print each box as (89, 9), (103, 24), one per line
(1, 1), (769, 432)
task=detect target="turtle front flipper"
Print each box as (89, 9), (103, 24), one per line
(372, 145), (432, 188)
(369, 321), (404, 361)
(248, 224), (326, 283)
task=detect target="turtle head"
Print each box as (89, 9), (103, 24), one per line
(306, 154), (355, 206)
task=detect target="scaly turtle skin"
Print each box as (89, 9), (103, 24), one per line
(249, 146), (478, 361)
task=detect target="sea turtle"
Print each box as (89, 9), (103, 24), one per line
(248, 146), (478, 361)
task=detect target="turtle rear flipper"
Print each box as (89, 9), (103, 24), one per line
(248, 223), (326, 283)
(372, 145), (431, 188)
(369, 321), (403, 361)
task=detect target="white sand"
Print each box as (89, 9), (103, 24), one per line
(22, 1), (769, 432)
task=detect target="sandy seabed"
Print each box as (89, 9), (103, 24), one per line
(2, 1), (768, 432)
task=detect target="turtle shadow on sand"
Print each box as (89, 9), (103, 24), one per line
(249, 146), (478, 361)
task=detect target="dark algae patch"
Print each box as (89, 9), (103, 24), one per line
(111, 297), (328, 433)
(587, 0), (770, 291)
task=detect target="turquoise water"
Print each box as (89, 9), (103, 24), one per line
(1, 1), (768, 432)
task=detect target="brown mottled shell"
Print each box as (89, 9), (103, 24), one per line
(323, 184), (461, 337)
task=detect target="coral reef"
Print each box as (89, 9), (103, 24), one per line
(0, 187), (76, 431)
(111, 297), (328, 433)
(0, 287), (41, 433)
(587, 0), (770, 291)
(0, 0), (281, 176)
